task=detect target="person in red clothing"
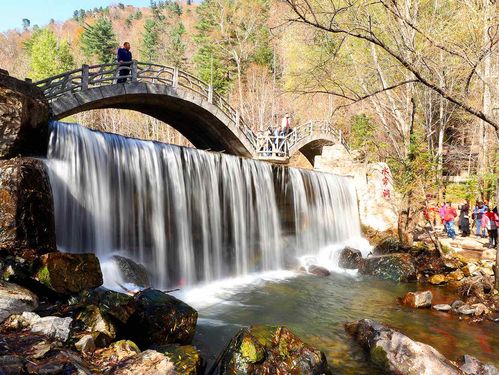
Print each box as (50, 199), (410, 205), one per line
(443, 202), (457, 240)
(483, 207), (498, 248)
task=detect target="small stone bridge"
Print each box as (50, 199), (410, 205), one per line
(34, 61), (348, 163)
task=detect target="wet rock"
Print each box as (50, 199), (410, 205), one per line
(111, 255), (151, 288)
(0, 158), (56, 255)
(0, 74), (49, 158)
(401, 291), (432, 308)
(428, 274), (446, 285)
(11, 312), (73, 342)
(77, 305), (117, 347)
(458, 354), (499, 375)
(451, 300), (465, 311)
(345, 319), (462, 374)
(338, 247), (362, 269)
(456, 305), (476, 315)
(216, 325), (330, 375)
(36, 252), (103, 294)
(153, 344), (203, 375)
(446, 269), (465, 282)
(109, 350), (174, 374)
(91, 340), (141, 373)
(125, 289), (197, 348)
(0, 281), (38, 322)
(308, 265), (330, 277)
(471, 303), (488, 317)
(77, 288), (136, 324)
(372, 237), (407, 255)
(358, 254), (417, 282)
(0, 355), (25, 375)
(75, 335), (96, 354)
(432, 304), (452, 312)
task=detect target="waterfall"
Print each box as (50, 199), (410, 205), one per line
(45, 122), (363, 289)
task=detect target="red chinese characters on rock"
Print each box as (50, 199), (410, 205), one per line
(381, 167), (391, 200)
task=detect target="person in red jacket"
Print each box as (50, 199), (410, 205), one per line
(443, 202), (457, 240)
(483, 207), (498, 248)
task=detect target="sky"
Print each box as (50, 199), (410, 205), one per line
(0, 0), (153, 32)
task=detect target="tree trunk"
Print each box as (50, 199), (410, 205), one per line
(398, 193), (417, 246)
(495, 176), (499, 291)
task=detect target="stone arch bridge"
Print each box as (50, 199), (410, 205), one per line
(34, 61), (348, 164)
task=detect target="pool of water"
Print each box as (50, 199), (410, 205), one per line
(190, 272), (499, 373)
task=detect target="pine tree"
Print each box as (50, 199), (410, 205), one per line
(24, 28), (74, 80)
(81, 18), (117, 64)
(141, 19), (160, 62)
(168, 21), (186, 68)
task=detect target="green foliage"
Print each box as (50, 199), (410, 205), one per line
(81, 18), (117, 64)
(349, 114), (378, 157)
(24, 28), (74, 80)
(167, 22), (187, 67)
(141, 19), (161, 62)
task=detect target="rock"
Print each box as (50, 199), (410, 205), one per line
(338, 247), (362, 269)
(446, 269), (465, 282)
(0, 74), (50, 159)
(428, 274), (446, 285)
(92, 340), (141, 373)
(401, 291), (432, 308)
(77, 288), (136, 324)
(75, 335), (96, 354)
(111, 255), (151, 288)
(456, 304), (477, 315)
(0, 355), (25, 375)
(372, 237), (405, 255)
(24, 350), (92, 375)
(125, 289), (197, 348)
(442, 257), (462, 271)
(36, 252), (103, 294)
(216, 325), (330, 375)
(458, 354), (499, 375)
(0, 158), (56, 255)
(109, 350), (174, 374)
(0, 281), (38, 322)
(11, 311), (73, 342)
(358, 254), (417, 282)
(471, 303), (488, 316)
(77, 305), (117, 347)
(345, 319), (462, 374)
(153, 345), (203, 375)
(481, 249), (496, 261)
(432, 304), (452, 312)
(307, 265), (330, 277)
(462, 263), (479, 277)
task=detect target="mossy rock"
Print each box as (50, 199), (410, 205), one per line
(217, 325), (331, 374)
(358, 254), (417, 282)
(77, 288), (136, 324)
(153, 344), (203, 374)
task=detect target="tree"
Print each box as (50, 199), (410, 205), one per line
(167, 21), (187, 67)
(24, 28), (74, 80)
(141, 19), (161, 62)
(22, 19), (30, 31)
(81, 18), (117, 64)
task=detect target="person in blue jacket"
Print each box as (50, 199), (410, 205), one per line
(117, 42), (132, 83)
(474, 201), (487, 238)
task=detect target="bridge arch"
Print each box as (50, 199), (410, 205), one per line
(35, 62), (255, 157)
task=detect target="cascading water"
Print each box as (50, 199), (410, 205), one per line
(45, 122), (365, 289)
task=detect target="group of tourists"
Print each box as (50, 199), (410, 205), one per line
(435, 201), (498, 248)
(262, 114), (294, 157)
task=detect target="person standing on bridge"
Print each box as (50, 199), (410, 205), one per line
(117, 42), (132, 83)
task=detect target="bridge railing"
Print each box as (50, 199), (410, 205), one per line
(255, 120), (348, 159)
(34, 61), (258, 149)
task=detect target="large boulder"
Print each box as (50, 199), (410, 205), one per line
(0, 158), (56, 255)
(307, 265), (330, 277)
(345, 319), (462, 374)
(35, 252), (103, 294)
(0, 281), (38, 323)
(358, 254), (417, 282)
(216, 325), (331, 375)
(76, 305), (117, 347)
(111, 255), (151, 288)
(0, 73), (50, 159)
(8, 312), (72, 342)
(125, 289), (197, 348)
(338, 247), (362, 269)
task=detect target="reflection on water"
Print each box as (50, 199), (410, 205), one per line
(192, 273), (499, 374)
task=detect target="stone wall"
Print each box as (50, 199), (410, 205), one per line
(0, 72), (50, 159)
(314, 144), (398, 232)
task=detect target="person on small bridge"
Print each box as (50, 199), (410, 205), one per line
(117, 42), (132, 83)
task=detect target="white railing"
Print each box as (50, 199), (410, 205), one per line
(34, 62), (347, 159)
(255, 120), (348, 159)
